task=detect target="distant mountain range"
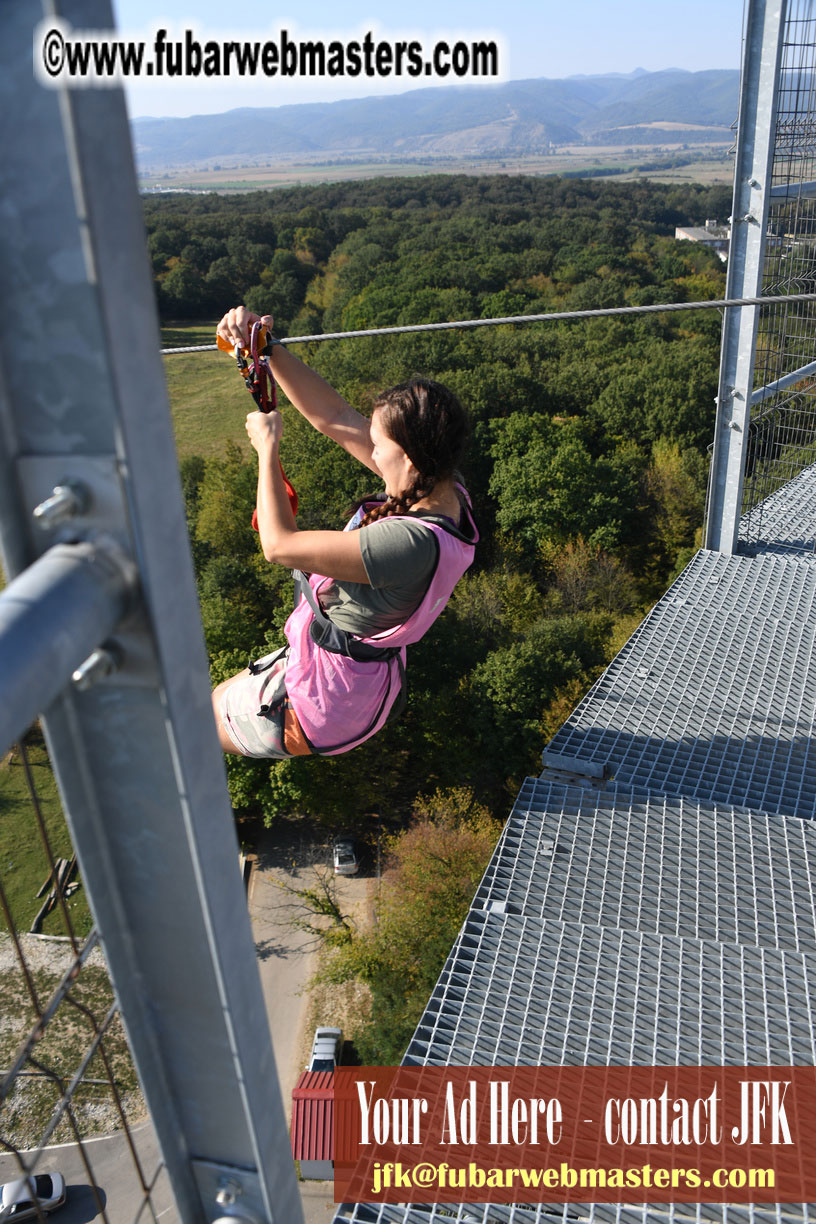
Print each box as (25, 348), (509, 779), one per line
(132, 69), (738, 170)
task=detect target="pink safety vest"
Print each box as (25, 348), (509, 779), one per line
(283, 496), (478, 755)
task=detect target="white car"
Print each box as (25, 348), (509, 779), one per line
(306, 1026), (343, 1073)
(333, 838), (359, 876)
(0, 1173), (66, 1221)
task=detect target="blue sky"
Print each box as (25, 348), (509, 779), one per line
(111, 0), (745, 119)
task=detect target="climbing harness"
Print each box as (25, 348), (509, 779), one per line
(281, 492), (479, 756)
(216, 320), (298, 522)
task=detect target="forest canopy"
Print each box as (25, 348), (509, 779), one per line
(154, 174), (727, 829)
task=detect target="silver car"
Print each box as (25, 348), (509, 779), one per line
(306, 1025), (343, 1072)
(332, 838), (359, 876)
(0, 1173), (67, 1221)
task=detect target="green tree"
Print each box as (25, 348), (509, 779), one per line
(324, 788), (501, 1063)
(294, 226), (331, 264)
(160, 260), (205, 316)
(489, 414), (643, 559)
(644, 437), (707, 577)
(548, 537), (638, 614)
(468, 614), (612, 780)
(195, 440), (258, 560)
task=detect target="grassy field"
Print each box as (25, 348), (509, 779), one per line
(0, 960), (144, 1147)
(0, 735), (92, 938)
(140, 145), (734, 194)
(161, 322), (325, 457)
(163, 337), (247, 459)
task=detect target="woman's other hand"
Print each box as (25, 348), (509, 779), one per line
(216, 305), (274, 350)
(246, 409), (282, 453)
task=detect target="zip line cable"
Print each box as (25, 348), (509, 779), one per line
(161, 292), (816, 354)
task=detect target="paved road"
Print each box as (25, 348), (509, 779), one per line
(0, 1123), (174, 1224)
(249, 824), (324, 1117)
(250, 823), (357, 1224)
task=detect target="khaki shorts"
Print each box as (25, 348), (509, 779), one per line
(219, 647), (311, 759)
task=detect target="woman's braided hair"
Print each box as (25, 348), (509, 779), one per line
(357, 378), (469, 528)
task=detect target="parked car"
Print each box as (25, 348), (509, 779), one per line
(0, 1173), (66, 1221)
(306, 1026), (343, 1073)
(333, 837), (359, 876)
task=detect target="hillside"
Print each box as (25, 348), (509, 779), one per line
(133, 69), (737, 170)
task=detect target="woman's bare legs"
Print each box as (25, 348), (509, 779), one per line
(212, 669), (250, 754)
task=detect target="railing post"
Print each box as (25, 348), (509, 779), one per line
(705, 0), (786, 553)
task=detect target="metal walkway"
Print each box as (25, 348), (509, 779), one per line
(332, 435), (816, 1224)
(542, 548), (816, 818)
(739, 462), (816, 560)
(472, 783), (816, 951)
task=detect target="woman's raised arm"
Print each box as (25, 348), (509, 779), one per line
(246, 408), (370, 582)
(216, 305), (378, 474)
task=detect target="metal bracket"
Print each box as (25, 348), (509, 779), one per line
(193, 1160), (267, 1224)
(17, 454), (159, 686)
(32, 479), (90, 529)
(541, 751), (610, 788)
(72, 644), (122, 690)
(17, 454), (132, 555)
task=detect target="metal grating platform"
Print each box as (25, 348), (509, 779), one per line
(403, 911), (816, 1067)
(332, 550), (816, 1224)
(543, 550), (816, 818)
(333, 1199), (810, 1224)
(332, 549), (816, 1224)
(738, 462), (816, 560)
(334, 1202), (809, 1224)
(333, 908), (816, 1224)
(475, 780), (816, 952)
(350, 905), (816, 1224)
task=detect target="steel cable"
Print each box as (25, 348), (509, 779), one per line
(161, 291), (816, 354)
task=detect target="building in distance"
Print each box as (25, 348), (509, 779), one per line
(675, 218), (731, 261)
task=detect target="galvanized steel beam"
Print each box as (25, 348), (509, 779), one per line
(0, 3), (302, 1222)
(705, 0), (786, 553)
(0, 539), (136, 754)
(769, 179), (816, 197)
(750, 356), (816, 404)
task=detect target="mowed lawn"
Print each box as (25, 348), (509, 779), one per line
(0, 736), (92, 938)
(163, 322), (255, 458)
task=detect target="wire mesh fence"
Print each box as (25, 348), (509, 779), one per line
(0, 730), (172, 1223)
(742, 0), (816, 543)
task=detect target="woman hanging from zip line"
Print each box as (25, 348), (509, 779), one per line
(211, 304), (479, 759)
